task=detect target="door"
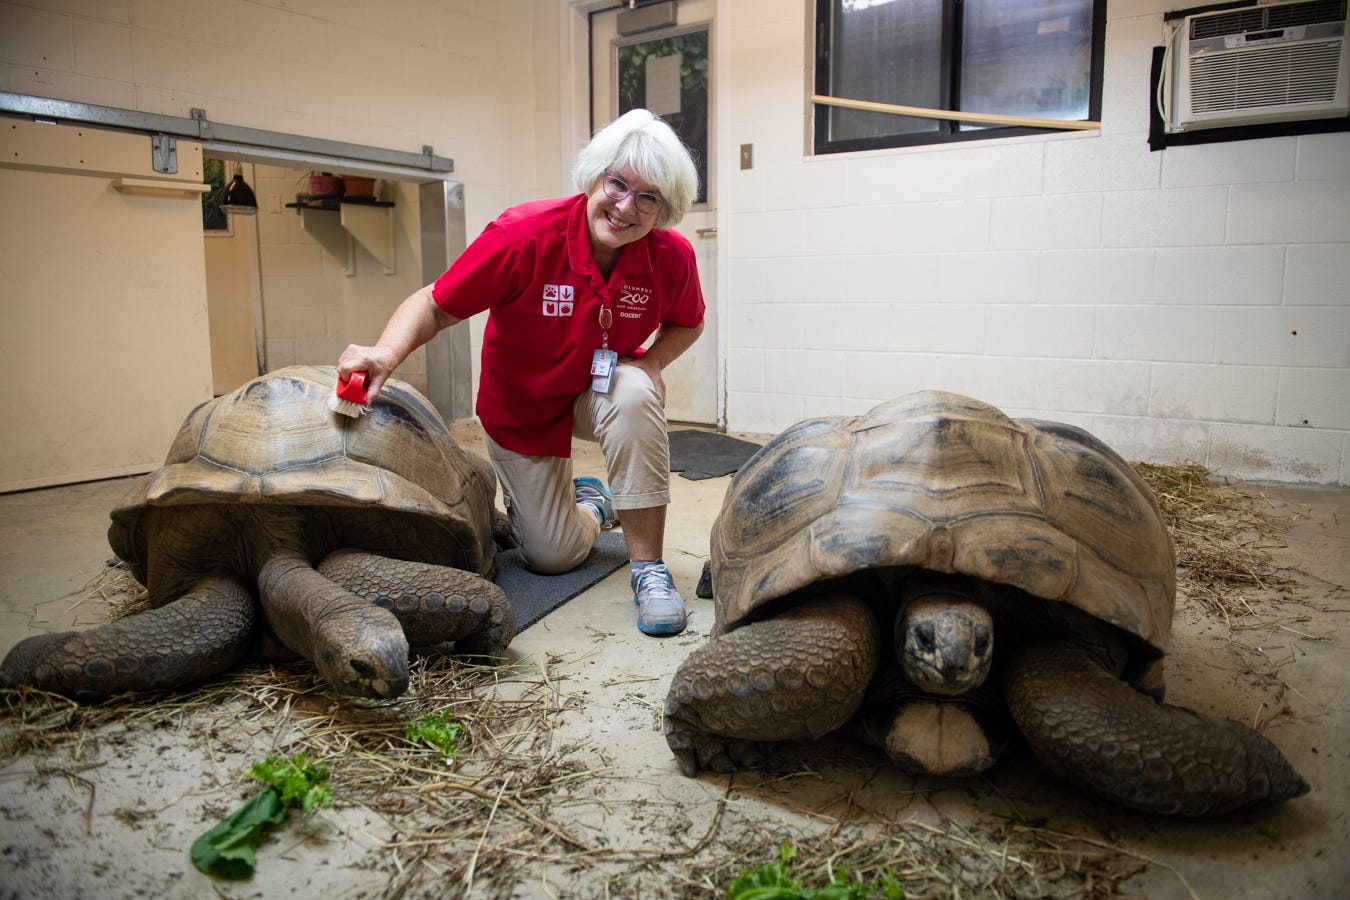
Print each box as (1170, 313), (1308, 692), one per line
(590, 1), (719, 426)
(0, 120), (215, 491)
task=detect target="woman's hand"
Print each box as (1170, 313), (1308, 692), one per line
(337, 344), (400, 403)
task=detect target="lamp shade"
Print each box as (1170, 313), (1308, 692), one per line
(221, 164), (257, 215)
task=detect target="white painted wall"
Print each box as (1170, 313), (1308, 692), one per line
(1, 0), (1345, 484)
(721, 1), (1349, 485)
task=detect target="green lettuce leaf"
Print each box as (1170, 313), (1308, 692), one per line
(189, 786), (286, 880)
(726, 842), (905, 900)
(190, 753), (332, 879)
(249, 753), (331, 813)
(406, 710), (466, 757)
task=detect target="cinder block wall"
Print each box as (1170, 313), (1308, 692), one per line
(250, 167), (428, 387)
(722, 1), (1349, 484)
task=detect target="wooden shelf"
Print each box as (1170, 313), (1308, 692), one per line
(113, 177), (212, 196)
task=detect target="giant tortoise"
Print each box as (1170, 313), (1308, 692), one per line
(0, 366), (514, 700)
(664, 391), (1308, 816)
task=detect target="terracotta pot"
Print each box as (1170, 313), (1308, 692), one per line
(343, 176), (376, 197)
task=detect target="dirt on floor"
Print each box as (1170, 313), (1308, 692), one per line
(0, 423), (1347, 899)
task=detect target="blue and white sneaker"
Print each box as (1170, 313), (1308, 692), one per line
(574, 476), (618, 529)
(631, 562), (688, 636)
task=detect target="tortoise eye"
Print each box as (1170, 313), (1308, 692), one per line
(973, 629), (991, 657)
(914, 623), (935, 653)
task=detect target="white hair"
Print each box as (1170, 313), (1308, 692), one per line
(572, 109), (699, 228)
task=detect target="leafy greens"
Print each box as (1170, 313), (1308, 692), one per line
(727, 842), (904, 900)
(190, 752), (331, 880)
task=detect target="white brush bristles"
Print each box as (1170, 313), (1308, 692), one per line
(328, 392), (367, 418)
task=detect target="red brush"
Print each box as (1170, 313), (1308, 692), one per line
(329, 370), (370, 418)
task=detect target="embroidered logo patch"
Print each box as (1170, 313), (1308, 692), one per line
(617, 284), (651, 320)
(617, 285), (651, 307)
(542, 284), (574, 317)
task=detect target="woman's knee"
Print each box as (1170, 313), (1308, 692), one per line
(607, 366), (664, 423)
(519, 533), (592, 575)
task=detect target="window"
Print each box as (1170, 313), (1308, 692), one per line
(814, 0), (1106, 154)
(615, 27), (710, 205)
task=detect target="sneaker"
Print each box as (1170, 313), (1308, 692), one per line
(631, 562), (688, 636)
(574, 476), (618, 529)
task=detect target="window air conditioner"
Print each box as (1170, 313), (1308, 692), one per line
(1169, 0), (1348, 131)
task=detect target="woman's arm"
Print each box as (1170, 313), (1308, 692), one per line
(337, 284), (460, 400)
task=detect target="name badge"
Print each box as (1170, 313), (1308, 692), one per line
(591, 348), (619, 394)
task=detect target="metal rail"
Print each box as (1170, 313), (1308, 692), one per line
(0, 91), (453, 174)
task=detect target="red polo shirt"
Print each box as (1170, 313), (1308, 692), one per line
(431, 194), (705, 458)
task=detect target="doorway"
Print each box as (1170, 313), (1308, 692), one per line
(202, 158), (263, 396)
(197, 152), (471, 422)
(587, 0), (720, 427)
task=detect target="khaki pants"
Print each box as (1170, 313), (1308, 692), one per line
(486, 365), (669, 574)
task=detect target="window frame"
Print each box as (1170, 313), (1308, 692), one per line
(813, 0), (1108, 155)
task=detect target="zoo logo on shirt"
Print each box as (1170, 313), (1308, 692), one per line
(616, 285), (651, 320)
(542, 284), (574, 317)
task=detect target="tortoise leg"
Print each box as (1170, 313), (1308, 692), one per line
(257, 551), (410, 699)
(695, 560), (713, 599)
(317, 549), (515, 658)
(0, 574), (256, 697)
(663, 594), (881, 776)
(1004, 639), (1310, 816)
(492, 508), (519, 551)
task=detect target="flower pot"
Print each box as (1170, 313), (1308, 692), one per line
(342, 176), (376, 198)
(308, 175), (343, 199)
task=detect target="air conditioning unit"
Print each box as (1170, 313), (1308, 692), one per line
(1170, 0), (1349, 131)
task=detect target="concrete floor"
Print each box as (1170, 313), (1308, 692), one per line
(0, 421), (1347, 898)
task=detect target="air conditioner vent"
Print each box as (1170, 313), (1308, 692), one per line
(1266, 0), (1346, 28)
(1191, 0), (1345, 39)
(1192, 9), (1266, 38)
(1189, 41), (1344, 111)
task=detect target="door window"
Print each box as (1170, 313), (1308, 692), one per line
(614, 27), (710, 205)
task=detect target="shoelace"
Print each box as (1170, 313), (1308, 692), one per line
(634, 565), (675, 602)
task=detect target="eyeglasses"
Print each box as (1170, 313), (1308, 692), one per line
(599, 172), (664, 216)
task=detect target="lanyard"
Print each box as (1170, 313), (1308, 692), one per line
(598, 304), (612, 350)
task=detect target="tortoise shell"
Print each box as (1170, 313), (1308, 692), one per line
(109, 365), (497, 598)
(709, 391), (1175, 691)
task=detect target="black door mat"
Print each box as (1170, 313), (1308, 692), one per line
(494, 530), (629, 632)
(669, 429), (763, 480)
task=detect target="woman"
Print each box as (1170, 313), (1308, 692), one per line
(337, 109), (704, 636)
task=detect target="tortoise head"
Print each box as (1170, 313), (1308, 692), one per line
(314, 629), (411, 699)
(897, 574), (993, 696)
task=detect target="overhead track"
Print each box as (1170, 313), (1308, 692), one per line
(0, 91), (454, 177)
